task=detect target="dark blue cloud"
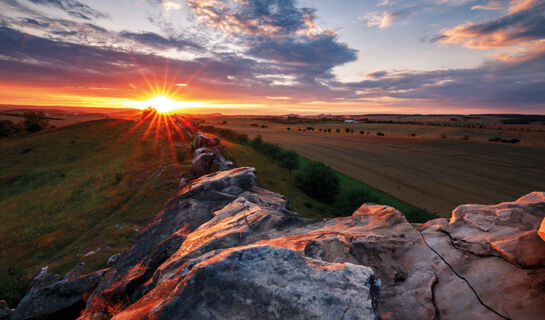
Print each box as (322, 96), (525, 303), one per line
(339, 49), (545, 109)
(27, 0), (109, 20)
(119, 31), (203, 51)
(188, 0), (357, 82)
(248, 34), (357, 80)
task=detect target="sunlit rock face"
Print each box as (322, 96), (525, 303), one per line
(9, 166), (545, 320)
(190, 135), (233, 178)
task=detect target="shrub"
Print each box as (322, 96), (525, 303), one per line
(0, 120), (16, 137)
(335, 189), (377, 216)
(260, 142), (282, 160)
(296, 161), (339, 203)
(345, 128), (350, 133)
(278, 150), (299, 172)
(23, 111), (49, 133)
(336, 128), (340, 133)
(250, 134), (263, 148)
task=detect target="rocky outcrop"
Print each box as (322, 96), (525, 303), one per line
(8, 166), (545, 319)
(27, 266), (62, 292)
(193, 133), (221, 150)
(12, 269), (107, 320)
(189, 134), (233, 178)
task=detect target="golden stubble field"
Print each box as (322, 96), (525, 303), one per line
(214, 119), (545, 216)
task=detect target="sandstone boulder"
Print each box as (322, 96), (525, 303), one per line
(447, 191), (545, 267)
(28, 266), (61, 292)
(63, 262), (85, 281)
(112, 246), (378, 320)
(190, 151), (216, 178)
(12, 269), (107, 320)
(193, 133), (220, 150)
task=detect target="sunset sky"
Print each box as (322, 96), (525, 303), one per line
(0, 0), (544, 114)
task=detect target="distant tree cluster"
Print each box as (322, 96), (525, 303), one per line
(489, 137), (520, 144)
(0, 120), (16, 137)
(23, 111), (50, 132)
(0, 111), (50, 138)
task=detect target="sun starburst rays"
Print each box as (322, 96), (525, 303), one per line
(113, 58), (201, 164)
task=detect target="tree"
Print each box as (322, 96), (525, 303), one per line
(296, 161), (339, 203)
(278, 150), (299, 172)
(23, 111), (49, 133)
(0, 120), (16, 137)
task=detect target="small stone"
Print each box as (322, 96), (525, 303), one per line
(107, 253), (121, 266)
(64, 262), (85, 281)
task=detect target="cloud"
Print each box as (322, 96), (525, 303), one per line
(119, 31), (203, 51)
(335, 45), (545, 110)
(161, 1), (182, 11)
(0, 26), (334, 102)
(26, 0), (110, 20)
(186, 0), (357, 82)
(0, 8), (204, 57)
(508, 0), (539, 13)
(366, 71), (388, 79)
(362, 11), (397, 28)
(434, 0), (545, 49)
(471, 0), (505, 10)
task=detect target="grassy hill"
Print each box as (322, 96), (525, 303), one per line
(0, 119), (191, 306)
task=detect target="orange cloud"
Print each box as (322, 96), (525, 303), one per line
(435, 0), (544, 49)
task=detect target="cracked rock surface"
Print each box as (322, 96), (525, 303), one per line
(8, 167), (545, 320)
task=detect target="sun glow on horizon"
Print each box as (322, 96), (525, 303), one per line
(144, 95), (177, 113)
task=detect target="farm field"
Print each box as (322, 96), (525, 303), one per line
(213, 119), (545, 216)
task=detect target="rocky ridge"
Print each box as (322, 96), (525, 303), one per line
(3, 134), (545, 320)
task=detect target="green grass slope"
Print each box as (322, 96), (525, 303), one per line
(0, 119), (191, 306)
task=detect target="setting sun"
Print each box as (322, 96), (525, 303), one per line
(145, 96), (176, 113)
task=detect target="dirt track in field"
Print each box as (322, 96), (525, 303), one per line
(222, 126), (545, 216)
